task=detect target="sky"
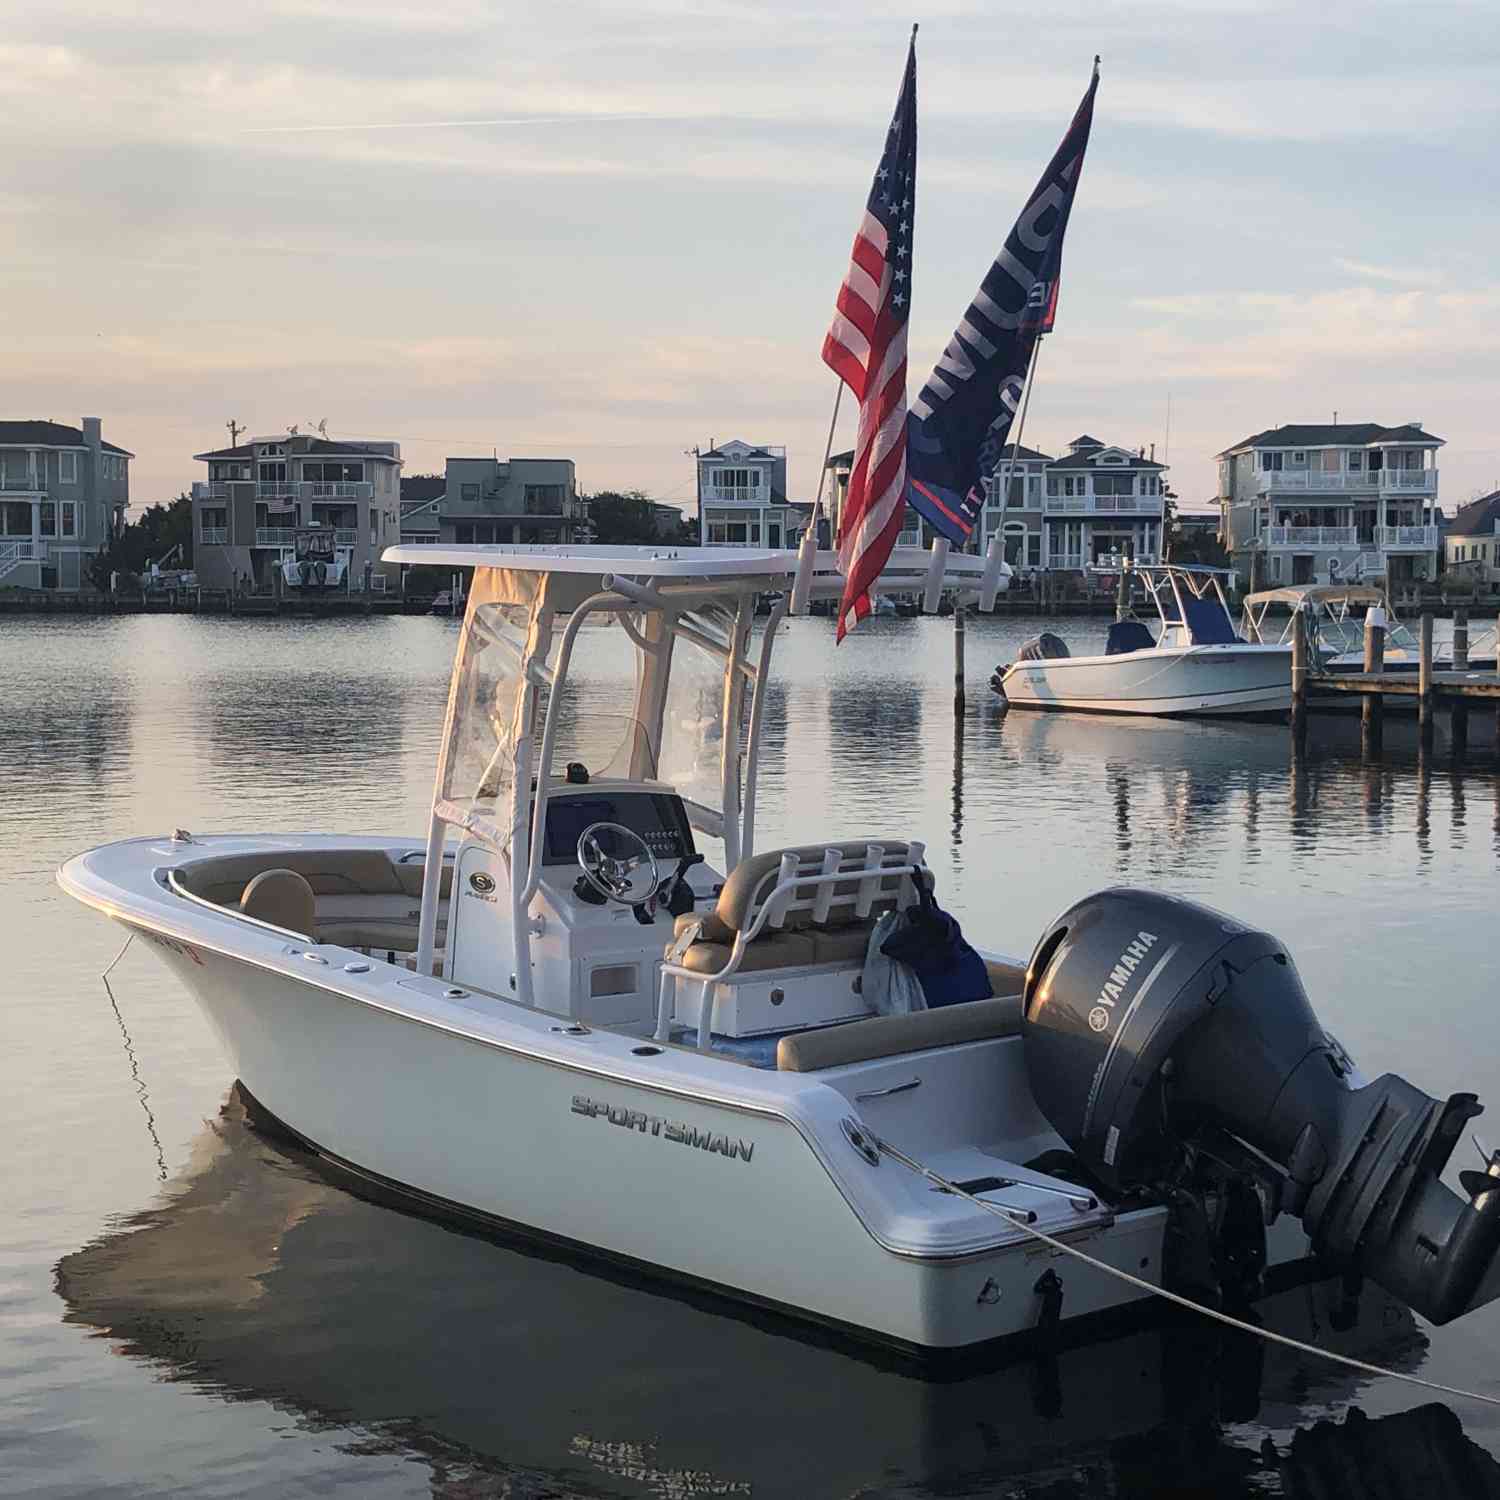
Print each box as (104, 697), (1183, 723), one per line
(5, 0), (1499, 517)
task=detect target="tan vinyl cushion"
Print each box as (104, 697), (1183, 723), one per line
(679, 932), (817, 975)
(316, 921), (423, 953)
(810, 923), (876, 966)
(240, 868), (316, 938)
(776, 992), (1024, 1072)
(182, 849), (406, 906)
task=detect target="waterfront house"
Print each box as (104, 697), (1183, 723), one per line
(1443, 490), (1500, 594)
(398, 474), (446, 546)
(0, 418), (131, 590)
(825, 437), (1160, 574)
(192, 433), (402, 591)
(1039, 436), (1167, 572)
(441, 455), (582, 546)
(1216, 422), (1443, 589)
(696, 441), (808, 548)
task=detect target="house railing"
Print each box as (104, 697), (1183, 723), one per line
(1260, 469), (1437, 495)
(704, 487), (770, 504)
(255, 527), (298, 546)
(1266, 526), (1359, 546)
(1379, 525), (1440, 548)
(1043, 494), (1163, 514)
(0, 476), (43, 493)
(194, 481), (374, 501)
(200, 527), (228, 545)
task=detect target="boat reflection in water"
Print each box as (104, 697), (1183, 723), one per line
(55, 1093), (1500, 1499)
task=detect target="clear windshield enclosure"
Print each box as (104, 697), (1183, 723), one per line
(659, 601), (749, 819)
(439, 574), (656, 837)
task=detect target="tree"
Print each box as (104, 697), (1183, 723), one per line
(87, 493), (195, 590)
(584, 490), (666, 545)
(1161, 492), (1229, 568)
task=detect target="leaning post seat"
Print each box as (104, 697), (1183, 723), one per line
(657, 839), (926, 1049)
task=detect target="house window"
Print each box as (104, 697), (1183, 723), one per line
(1291, 451), (1305, 463)
(1027, 533), (1041, 566)
(370, 513), (379, 545)
(1094, 473), (1135, 497)
(59, 452), (77, 484)
(40, 502), (56, 536)
(261, 443), (286, 458)
(1271, 554), (1281, 580)
(1348, 452), (1363, 470)
(1261, 452), (1283, 471)
(460, 483), (480, 503)
(61, 501), (77, 537)
(259, 462), (288, 484)
(1046, 477), (1060, 497)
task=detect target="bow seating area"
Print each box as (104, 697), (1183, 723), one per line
(171, 848), (452, 954)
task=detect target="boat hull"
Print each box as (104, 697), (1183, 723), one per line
(998, 645), (1292, 718)
(135, 935), (1167, 1352)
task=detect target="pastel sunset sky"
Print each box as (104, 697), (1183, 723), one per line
(6, 0), (1498, 513)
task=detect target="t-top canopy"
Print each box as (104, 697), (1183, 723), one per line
(1243, 583), (1387, 608)
(382, 543), (798, 577)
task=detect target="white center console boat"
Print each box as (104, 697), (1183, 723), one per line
(994, 564), (1292, 718)
(59, 545), (1500, 1356)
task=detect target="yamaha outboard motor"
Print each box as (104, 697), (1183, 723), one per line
(1023, 888), (1500, 1325)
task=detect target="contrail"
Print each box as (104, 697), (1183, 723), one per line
(240, 112), (676, 135)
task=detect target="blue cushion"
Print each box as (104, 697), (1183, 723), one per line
(1105, 619), (1155, 654)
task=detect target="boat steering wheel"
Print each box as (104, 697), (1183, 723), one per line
(576, 822), (660, 908)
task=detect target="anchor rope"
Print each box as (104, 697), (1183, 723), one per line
(873, 1133), (1500, 1411)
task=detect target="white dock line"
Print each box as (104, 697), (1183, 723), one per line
(873, 1133), (1500, 1411)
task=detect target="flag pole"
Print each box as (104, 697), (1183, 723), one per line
(790, 376), (844, 615)
(978, 335), (1043, 611)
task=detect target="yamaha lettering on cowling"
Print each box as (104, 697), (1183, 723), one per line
(907, 63), (1099, 544)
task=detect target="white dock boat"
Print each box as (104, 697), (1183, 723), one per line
(994, 564), (1293, 718)
(59, 544), (1500, 1355)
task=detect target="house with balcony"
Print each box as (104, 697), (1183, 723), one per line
(1217, 421), (1443, 589)
(0, 418), (131, 590)
(439, 456), (581, 545)
(191, 433), (402, 590)
(1443, 490), (1500, 593)
(697, 441), (808, 548)
(1039, 436), (1167, 572)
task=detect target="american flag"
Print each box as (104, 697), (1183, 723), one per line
(821, 32), (917, 641)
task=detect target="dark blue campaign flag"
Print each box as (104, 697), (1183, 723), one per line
(907, 64), (1099, 545)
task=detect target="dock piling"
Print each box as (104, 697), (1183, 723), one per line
(954, 601), (966, 716)
(1418, 612), (1435, 747)
(1291, 605), (1308, 747)
(1452, 608), (1469, 753)
(1362, 607), (1385, 754)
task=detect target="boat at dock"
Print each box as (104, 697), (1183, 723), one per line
(993, 564), (1293, 718)
(1242, 584), (1498, 673)
(58, 543), (1500, 1356)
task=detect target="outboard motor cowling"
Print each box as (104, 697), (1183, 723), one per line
(1022, 888), (1500, 1325)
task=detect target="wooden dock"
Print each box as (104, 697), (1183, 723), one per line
(1293, 606), (1500, 753)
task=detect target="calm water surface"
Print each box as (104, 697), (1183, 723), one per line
(4, 610), (1500, 1498)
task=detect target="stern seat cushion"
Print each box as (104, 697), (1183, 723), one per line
(776, 991), (1024, 1071)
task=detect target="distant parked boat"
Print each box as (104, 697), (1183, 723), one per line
(1242, 583), (1497, 672)
(993, 564), (1292, 717)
